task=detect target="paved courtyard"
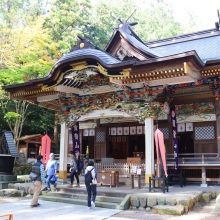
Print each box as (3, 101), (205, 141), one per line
(0, 199), (122, 220)
(0, 197), (220, 220)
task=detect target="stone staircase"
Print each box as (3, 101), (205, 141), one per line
(40, 186), (127, 210)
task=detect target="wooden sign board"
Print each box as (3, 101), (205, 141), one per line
(127, 157), (141, 164)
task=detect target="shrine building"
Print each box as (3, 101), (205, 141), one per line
(3, 19), (220, 186)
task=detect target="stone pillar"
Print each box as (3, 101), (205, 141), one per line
(201, 166), (208, 187)
(145, 118), (155, 185)
(58, 123), (68, 182)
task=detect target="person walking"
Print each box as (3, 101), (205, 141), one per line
(45, 153), (58, 192)
(30, 155), (45, 207)
(67, 151), (80, 187)
(85, 161), (97, 209)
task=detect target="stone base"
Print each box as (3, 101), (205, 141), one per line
(200, 183), (208, 187)
(0, 174), (17, 181)
(143, 184), (150, 189)
(57, 178), (68, 184)
(152, 205), (185, 216)
(211, 194), (220, 214)
(0, 174), (21, 189)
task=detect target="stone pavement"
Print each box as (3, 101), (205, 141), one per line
(0, 199), (122, 220)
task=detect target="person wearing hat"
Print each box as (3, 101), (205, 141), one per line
(84, 161), (98, 209)
(45, 153), (58, 192)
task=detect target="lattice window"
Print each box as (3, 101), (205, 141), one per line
(195, 126), (215, 140)
(160, 128), (169, 139)
(69, 133), (73, 144)
(96, 131), (105, 142)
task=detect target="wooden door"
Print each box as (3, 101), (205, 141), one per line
(94, 127), (108, 161)
(194, 122), (217, 154)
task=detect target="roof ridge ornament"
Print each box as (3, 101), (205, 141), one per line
(113, 8), (138, 30)
(69, 35), (99, 52)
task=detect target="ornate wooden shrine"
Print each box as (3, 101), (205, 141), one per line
(3, 17), (220, 183)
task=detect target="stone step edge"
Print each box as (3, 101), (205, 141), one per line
(39, 195), (120, 209)
(0, 181), (24, 183)
(41, 191), (123, 203)
(152, 205), (185, 216)
(58, 186), (128, 197)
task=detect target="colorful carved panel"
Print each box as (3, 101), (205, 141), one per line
(176, 102), (215, 116)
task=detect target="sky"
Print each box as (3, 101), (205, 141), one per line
(167, 0), (220, 30)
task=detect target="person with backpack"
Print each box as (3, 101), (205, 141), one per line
(84, 161), (97, 209)
(67, 151), (80, 188)
(30, 155), (45, 207)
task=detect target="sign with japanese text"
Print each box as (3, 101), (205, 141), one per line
(177, 123), (185, 132)
(111, 127), (116, 135)
(117, 127), (123, 135)
(123, 127), (129, 135)
(89, 128), (95, 136)
(171, 106), (178, 173)
(186, 122), (193, 131)
(130, 126), (136, 135)
(83, 129), (88, 136)
(137, 126), (143, 134)
(71, 122), (80, 156)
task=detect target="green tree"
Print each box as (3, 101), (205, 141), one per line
(0, 0), (60, 145)
(44, 0), (191, 51)
(44, 0), (92, 54)
(89, 0), (184, 48)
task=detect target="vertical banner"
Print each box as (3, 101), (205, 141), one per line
(171, 106), (178, 173)
(71, 122), (80, 156)
(41, 134), (51, 165)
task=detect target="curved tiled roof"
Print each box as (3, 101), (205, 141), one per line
(119, 27), (161, 58)
(58, 48), (122, 65)
(149, 33), (220, 62)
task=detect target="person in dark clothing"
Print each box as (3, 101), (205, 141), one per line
(30, 155), (45, 207)
(85, 161), (97, 209)
(67, 151), (80, 187)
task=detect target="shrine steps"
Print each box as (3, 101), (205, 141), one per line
(40, 189), (126, 210)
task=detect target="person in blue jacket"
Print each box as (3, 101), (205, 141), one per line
(45, 153), (58, 192)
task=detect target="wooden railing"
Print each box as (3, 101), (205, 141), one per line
(94, 163), (145, 177)
(166, 153), (220, 165)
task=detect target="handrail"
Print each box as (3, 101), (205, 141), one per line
(166, 153), (219, 156)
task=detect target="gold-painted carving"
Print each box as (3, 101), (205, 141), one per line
(97, 64), (108, 76)
(80, 43), (85, 48)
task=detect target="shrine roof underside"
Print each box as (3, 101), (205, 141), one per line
(3, 21), (220, 123)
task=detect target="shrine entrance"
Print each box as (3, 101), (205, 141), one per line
(177, 132), (194, 156)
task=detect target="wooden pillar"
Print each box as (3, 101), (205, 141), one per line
(216, 100), (220, 184)
(216, 100), (220, 152)
(145, 118), (155, 185)
(58, 123), (68, 182)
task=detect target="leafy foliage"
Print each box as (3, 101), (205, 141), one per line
(44, 0), (92, 54)
(44, 0), (189, 51)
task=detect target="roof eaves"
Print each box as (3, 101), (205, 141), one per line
(3, 52), (135, 90)
(104, 29), (118, 51)
(133, 51), (204, 67)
